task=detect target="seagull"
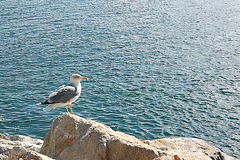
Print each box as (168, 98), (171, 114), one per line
(41, 74), (88, 114)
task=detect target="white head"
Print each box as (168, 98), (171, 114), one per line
(70, 74), (88, 83)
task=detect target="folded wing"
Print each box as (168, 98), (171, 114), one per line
(47, 84), (78, 104)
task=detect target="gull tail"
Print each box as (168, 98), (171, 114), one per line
(36, 99), (50, 106)
(43, 105), (55, 112)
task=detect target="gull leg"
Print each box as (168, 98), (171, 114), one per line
(69, 104), (74, 114)
(66, 105), (69, 113)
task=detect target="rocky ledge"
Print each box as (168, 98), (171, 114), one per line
(0, 113), (237, 160)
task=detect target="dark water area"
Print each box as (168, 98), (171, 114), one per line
(0, 0), (239, 158)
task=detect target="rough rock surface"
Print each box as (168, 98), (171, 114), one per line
(40, 113), (237, 160)
(9, 146), (53, 160)
(0, 133), (45, 160)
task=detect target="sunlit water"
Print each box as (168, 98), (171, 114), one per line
(0, 0), (239, 158)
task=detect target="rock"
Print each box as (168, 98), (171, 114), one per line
(149, 138), (237, 160)
(0, 133), (5, 139)
(0, 134), (43, 160)
(0, 154), (8, 160)
(40, 113), (237, 160)
(40, 113), (163, 160)
(8, 146), (54, 160)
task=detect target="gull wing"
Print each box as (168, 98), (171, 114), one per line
(47, 84), (78, 104)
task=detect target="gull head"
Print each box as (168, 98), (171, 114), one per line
(70, 74), (88, 83)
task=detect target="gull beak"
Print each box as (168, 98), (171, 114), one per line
(81, 77), (88, 80)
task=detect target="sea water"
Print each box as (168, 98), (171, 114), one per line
(0, 0), (239, 158)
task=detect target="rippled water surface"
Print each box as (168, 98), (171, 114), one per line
(1, 0), (240, 158)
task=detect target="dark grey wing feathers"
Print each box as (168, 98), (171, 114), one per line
(46, 84), (78, 104)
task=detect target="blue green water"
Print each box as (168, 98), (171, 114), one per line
(0, 0), (239, 158)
